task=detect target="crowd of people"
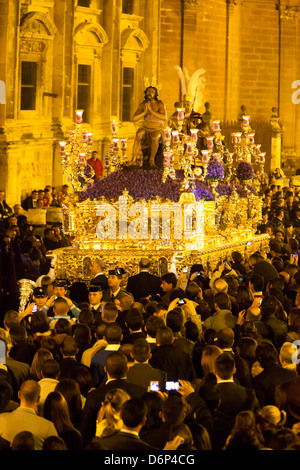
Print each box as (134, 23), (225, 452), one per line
(0, 178), (299, 451)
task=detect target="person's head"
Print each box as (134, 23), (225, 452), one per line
(213, 292), (231, 311)
(288, 307), (300, 331)
(236, 337), (258, 362)
(30, 310), (50, 334)
(260, 295), (278, 318)
(185, 282), (201, 301)
(71, 365), (93, 397)
(54, 378), (82, 428)
(9, 324), (27, 344)
(30, 348), (53, 381)
(53, 297), (69, 317)
(41, 359), (60, 380)
(155, 325), (174, 346)
(257, 405), (287, 432)
(104, 322), (123, 345)
(166, 309), (184, 333)
(117, 294), (134, 312)
(88, 286), (103, 306)
(214, 352), (236, 381)
(212, 277), (228, 296)
(161, 394), (185, 423)
(90, 258), (105, 275)
(201, 345), (223, 377)
(248, 252), (264, 269)
(54, 318), (72, 336)
(255, 342), (279, 368)
(145, 315), (165, 338)
(19, 380), (41, 409)
(52, 279), (70, 297)
(78, 308), (94, 327)
(249, 273), (265, 293)
(11, 431), (35, 450)
(73, 323), (91, 346)
(160, 272), (177, 293)
(61, 336), (78, 358)
(139, 257), (151, 271)
(101, 301), (118, 323)
(125, 308), (144, 332)
(97, 388), (130, 427)
(216, 328), (235, 350)
(42, 436), (67, 450)
(131, 338), (151, 363)
(3, 310), (19, 330)
(121, 398), (147, 430)
(32, 287), (48, 310)
(279, 342), (296, 368)
(43, 391), (74, 435)
(105, 351), (128, 379)
(184, 320), (200, 343)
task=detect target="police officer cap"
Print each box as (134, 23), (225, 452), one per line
(33, 287), (48, 298)
(108, 268), (125, 277)
(88, 285), (103, 293)
(52, 278), (70, 288)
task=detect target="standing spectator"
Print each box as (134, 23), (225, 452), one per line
(87, 151), (104, 181)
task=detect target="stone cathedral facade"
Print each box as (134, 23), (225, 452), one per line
(0, 0), (300, 205)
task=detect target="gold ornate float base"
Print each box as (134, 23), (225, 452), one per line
(53, 234), (270, 285)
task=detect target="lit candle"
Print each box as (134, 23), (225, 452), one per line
(164, 127), (172, 142)
(78, 152), (86, 166)
(113, 138), (119, 151)
(177, 108), (185, 122)
(87, 132), (93, 145)
(213, 121), (220, 132)
(201, 150), (210, 164)
(82, 130), (87, 142)
(111, 120), (118, 134)
(164, 152), (171, 167)
(206, 137), (214, 149)
(186, 142), (193, 154)
(120, 138), (127, 151)
(76, 110), (84, 124)
(248, 133), (255, 144)
(259, 153), (266, 163)
(190, 129), (199, 143)
(236, 133), (242, 144)
(243, 115), (250, 127)
(172, 130), (179, 143)
(59, 141), (66, 154)
(231, 133), (237, 144)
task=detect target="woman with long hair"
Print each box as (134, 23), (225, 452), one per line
(43, 391), (82, 450)
(95, 388), (130, 438)
(223, 410), (265, 450)
(55, 378), (83, 431)
(30, 348), (53, 381)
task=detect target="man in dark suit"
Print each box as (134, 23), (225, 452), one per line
(126, 258), (161, 301)
(149, 326), (196, 382)
(94, 398), (157, 450)
(253, 342), (296, 407)
(21, 190), (38, 211)
(90, 322), (122, 387)
(89, 259), (108, 290)
(212, 352), (259, 449)
(127, 338), (167, 390)
(122, 308), (146, 345)
(81, 350), (146, 446)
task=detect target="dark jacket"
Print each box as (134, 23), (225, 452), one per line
(126, 271), (161, 301)
(149, 343), (197, 382)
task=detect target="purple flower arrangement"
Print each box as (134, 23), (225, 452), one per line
(216, 183), (234, 197)
(79, 168), (185, 203)
(205, 159), (225, 180)
(236, 161), (255, 181)
(79, 168), (216, 203)
(192, 181), (214, 201)
(235, 183), (257, 197)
